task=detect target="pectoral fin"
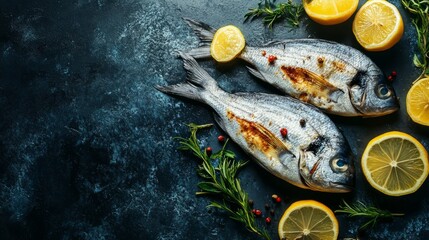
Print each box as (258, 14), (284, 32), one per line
(250, 122), (289, 151)
(280, 66), (344, 101)
(213, 112), (227, 133)
(228, 112), (294, 160)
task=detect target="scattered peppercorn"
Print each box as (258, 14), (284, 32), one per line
(265, 204), (270, 210)
(299, 119), (306, 127)
(254, 209), (262, 217)
(265, 217), (271, 224)
(261, 50), (266, 56)
(206, 147), (212, 156)
(387, 70), (397, 82)
(217, 135), (225, 143)
(248, 199), (254, 207)
(270, 209), (275, 216)
(280, 128), (288, 137)
(268, 55), (277, 64)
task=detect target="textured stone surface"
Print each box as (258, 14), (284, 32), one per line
(1, 0), (428, 239)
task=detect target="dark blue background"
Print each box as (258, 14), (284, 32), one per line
(1, 0), (429, 239)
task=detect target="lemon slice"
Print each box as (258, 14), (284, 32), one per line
(361, 131), (429, 196)
(278, 200), (339, 240)
(303, 0), (359, 25)
(352, 0), (404, 51)
(210, 25), (245, 63)
(406, 77), (429, 126)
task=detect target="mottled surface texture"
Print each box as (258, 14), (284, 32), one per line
(1, 0), (428, 239)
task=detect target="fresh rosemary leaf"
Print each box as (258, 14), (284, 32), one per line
(245, 0), (304, 28)
(197, 182), (222, 194)
(401, 0), (429, 80)
(177, 123), (271, 240)
(336, 200), (404, 229)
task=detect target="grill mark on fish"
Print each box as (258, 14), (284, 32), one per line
(299, 93), (310, 102)
(332, 61), (346, 72)
(280, 66), (339, 99)
(227, 110), (290, 160)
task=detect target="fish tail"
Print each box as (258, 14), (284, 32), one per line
(183, 18), (214, 59)
(180, 52), (219, 90)
(155, 53), (220, 102)
(155, 83), (205, 102)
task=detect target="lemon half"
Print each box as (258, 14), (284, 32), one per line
(278, 200), (339, 240)
(361, 131), (429, 196)
(303, 0), (359, 25)
(406, 78), (429, 126)
(352, 0), (404, 51)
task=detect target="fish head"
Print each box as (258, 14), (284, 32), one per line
(299, 137), (354, 192)
(349, 67), (398, 116)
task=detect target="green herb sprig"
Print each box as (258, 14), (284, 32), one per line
(245, 0), (304, 28)
(401, 0), (429, 80)
(336, 200), (404, 229)
(176, 123), (271, 240)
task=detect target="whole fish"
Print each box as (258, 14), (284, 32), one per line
(157, 53), (354, 192)
(184, 18), (399, 117)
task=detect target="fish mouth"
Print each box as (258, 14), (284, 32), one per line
(328, 181), (353, 193)
(299, 171), (353, 193)
(361, 106), (399, 117)
(301, 179), (353, 193)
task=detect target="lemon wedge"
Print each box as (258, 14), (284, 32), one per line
(210, 25), (245, 63)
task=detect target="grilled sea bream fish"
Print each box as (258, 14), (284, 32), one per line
(157, 54), (354, 192)
(184, 18), (399, 117)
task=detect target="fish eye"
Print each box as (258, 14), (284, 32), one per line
(331, 159), (348, 172)
(376, 84), (392, 99)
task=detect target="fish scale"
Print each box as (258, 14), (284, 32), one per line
(156, 53), (354, 193)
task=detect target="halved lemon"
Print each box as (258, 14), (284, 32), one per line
(278, 200), (339, 240)
(303, 0), (359, 25)
(361, 131), (429, 196)
(352, 0), (404, 51)
(210, 25), (245, 63)
(406, 77), (429, 126)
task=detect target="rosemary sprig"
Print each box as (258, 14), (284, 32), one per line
(401, 0), (429, 80)
(335, 200), (404, 229)
(176, 123), (271, 240)
(245, 0), (304, 28)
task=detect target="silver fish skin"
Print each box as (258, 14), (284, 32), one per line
(156, 53), (354, 193)
(184, 18), (398, 117)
